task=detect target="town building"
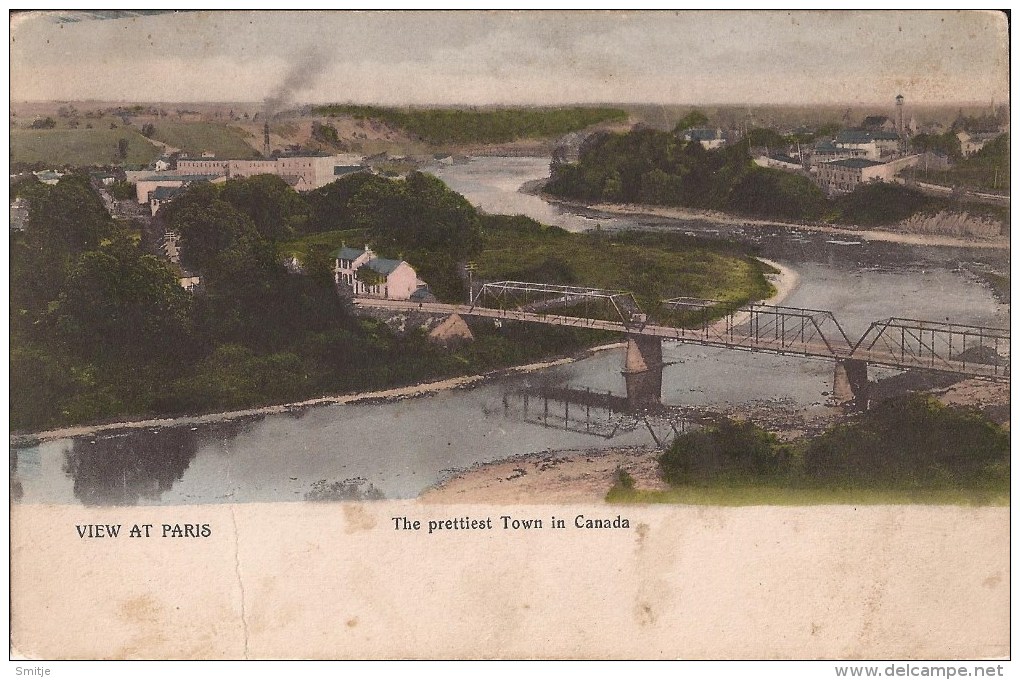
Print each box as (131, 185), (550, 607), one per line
(815, 156), (920, 195)
(682, 127), (726, 150)
(332, 245), (424, 300)
(754, 153), (803, 172)
(133, 173), (226, 204)
(175, 153), (364, 191)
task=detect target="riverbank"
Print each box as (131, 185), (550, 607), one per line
(12, 249), (798, 447)
(539, 192), (1010, 250)
(10, 346), (622, 446)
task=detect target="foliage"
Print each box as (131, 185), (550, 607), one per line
(30, 117), (56, 129)
(802, 394), (1009, 490)
(649, 395), (1009, 500)
(909, 131), (962, 160)
(219, 174), (309, 242)
(832, 183), (930, 226)
(547, 127), (999, 228)
(107, 180), (135, 200)
(945, 133), (1009, 191)
(672, 109), (709, 134)
(659, 418), (791, 485)
(311, 121), (341, 146)
(744, 127), (790, 149)
(314, 105), (628, 145)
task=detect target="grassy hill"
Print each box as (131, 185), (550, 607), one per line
(144, 122), (261, 159)
(11, 128), (161, 167)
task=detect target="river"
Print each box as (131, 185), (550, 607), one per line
(11, 157), (1009, 505)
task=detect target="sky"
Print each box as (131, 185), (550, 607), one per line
(8, 10), (1011, 107)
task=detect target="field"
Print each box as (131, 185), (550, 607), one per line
(11, 128), (161, 167)
(144, 121), (261, 159)
(474, 219), (775, 311)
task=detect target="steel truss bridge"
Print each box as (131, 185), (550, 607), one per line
(355, 280), (1009, 381)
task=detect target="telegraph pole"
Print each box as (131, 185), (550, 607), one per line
(466, 262), (477, 305)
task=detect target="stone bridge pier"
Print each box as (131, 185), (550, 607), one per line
(622, 334), (664, 408)
(831, 358), (870, 406)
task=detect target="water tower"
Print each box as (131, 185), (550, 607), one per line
(895, 94), (904, 135)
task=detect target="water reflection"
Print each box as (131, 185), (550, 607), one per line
(57, 419), (257, 506)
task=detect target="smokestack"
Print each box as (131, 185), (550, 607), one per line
(264, 122), (271, 158)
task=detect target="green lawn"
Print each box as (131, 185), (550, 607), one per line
(11, 128), (161, 167)
(146, 122), (261, 159)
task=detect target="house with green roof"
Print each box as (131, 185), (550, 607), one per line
(331, 245), (424, 300)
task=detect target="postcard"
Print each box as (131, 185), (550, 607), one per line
(9, 10), (1010, 663)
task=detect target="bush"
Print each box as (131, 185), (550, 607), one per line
(802, 394), (1009, 489)
(659, 418), (791, 485)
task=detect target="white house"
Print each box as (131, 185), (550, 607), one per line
(332, 245), (421, 300)
(956, 131), (1000, 157)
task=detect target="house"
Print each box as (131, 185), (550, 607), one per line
(861, 115), (897, 133)
(153, 156), (172, 172)
(834, 129), (902, 159)
(956, 131), (1000, 157)
(682, 127), (726, 150)
(833, 130), (880, 160)
(332, 245), (422, 300)
(811, 139), (871, 166)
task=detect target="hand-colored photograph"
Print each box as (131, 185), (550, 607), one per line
(9, 9), (1009, 663)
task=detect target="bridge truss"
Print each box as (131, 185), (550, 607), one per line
(851, 318), (1010, 379)
(659, 297), (854, 358)
(473, 281), (643, 325)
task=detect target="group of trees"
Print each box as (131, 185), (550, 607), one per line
(10, 170), (567, 431)
(658, 395), (1009, 492)
(314, 105), (628, 145)
(545, 127), (830, 221)
(547, 124), (1009, 225)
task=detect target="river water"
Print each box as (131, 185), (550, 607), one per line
(11, 157), (1009, 506)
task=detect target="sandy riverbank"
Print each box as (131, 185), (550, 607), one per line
(423, 375), (1010, 504)
(551, 196), (1010, 250)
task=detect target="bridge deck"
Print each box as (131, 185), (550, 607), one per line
(354, 298), (1009, 380)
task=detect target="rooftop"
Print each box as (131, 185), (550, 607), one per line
(824, 158), (884, 169)
(364, 258), (404, 276)
(332, 246), (369, 261)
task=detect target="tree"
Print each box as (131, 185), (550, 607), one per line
(51, 235), (194, 359)
(117, 138), (130, 160)
(219, 174), (308, 242)
(30, 117), (56, 129)
(27, 173), (113, 255)
(162, 183), (258, 272)
(141, 123), (156, 138)
(672, 109), (709, 135)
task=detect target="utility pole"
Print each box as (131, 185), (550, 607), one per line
(465, 262), (477, 305)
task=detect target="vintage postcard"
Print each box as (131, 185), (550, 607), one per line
(8, 10), (1010, 665)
